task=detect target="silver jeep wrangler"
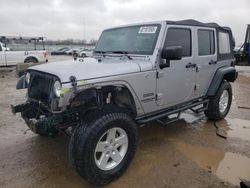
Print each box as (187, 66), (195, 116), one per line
(12, 19), (237, 185)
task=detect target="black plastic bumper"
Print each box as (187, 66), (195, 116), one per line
(11, 101), (79, 134)
(11, 103), (29, 114)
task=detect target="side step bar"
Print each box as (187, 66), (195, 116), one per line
(136, 99), (209, 124)
(156, 112), (181, 126)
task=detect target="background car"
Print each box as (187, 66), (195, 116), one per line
(78, 49), (93, 57)
(51, 47), (70, 55)
(234, 45), (245, 63)
(65, 48), (86, 56)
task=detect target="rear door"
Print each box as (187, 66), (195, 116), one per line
(194, 28), (217, 97)
(156, 26), (197, 107)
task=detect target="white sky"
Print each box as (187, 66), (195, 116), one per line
(0, 0), (249, 45)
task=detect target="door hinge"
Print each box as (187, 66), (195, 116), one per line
(196, 66), (199, 72)
(194, 84), (200, 91)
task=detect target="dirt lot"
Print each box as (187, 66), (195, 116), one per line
(0, 65), (250, 188)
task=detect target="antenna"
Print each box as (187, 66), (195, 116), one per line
(83, 18), (86, 43)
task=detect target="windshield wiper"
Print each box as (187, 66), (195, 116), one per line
(94, 51), (106, 57)
(111, 51), (133, 60)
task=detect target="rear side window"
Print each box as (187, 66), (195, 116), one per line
(218, 32), (231, 54)
(198, 30), (215, 56)
(164, 28), (191, 57)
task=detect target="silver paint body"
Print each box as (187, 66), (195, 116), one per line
(28, 21), (233, 118)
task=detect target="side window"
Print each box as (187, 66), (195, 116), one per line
(218, 32), (231, 54)
(164, 28), (191, 57)
(198, 30), (215, 56)
(0, 45), (2, 51)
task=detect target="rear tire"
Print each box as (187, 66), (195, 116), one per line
(69, 108), (138, 186)
(24, 57), (38, 64)
(81, 53), (86, 57)
(205, 81), (232, 120)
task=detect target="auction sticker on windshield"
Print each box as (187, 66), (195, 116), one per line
(138, 26), (157, 34)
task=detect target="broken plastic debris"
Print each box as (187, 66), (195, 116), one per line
(238, 106), (250, 110)
(214, 122), (227, 139)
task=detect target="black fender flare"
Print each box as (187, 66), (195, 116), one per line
(206, 66), (238, 97)
(69, 85), (138, 117)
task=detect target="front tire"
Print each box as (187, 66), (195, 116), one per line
(205, 81), (232, 120)
(69, 108), (138, 186)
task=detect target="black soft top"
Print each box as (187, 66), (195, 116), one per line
(166, 19), (234, 60)
(166, 19), (231, 32)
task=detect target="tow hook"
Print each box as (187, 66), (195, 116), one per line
(70, 75), (78, 94)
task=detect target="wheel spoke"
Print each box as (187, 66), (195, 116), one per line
(107, 128), (116, 142)
(94, 127), (129, 170)
(115, 135), (128, 147)
(110, 150), (122, 163)
(219, 90), (229, 113)
(95, 141), (107, 152)
(99, 153), (110, 169)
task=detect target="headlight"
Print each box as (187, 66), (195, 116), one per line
(53, 80), (62, 97)
(25, 72), (30, 84)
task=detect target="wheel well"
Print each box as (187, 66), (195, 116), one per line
(207, 67), (237, 97)
(69, 86), (137, 117)
(223, 71), (237, 82)
(24, 56), (38, 63)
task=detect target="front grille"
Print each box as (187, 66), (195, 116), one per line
(28, 71), (55, 105)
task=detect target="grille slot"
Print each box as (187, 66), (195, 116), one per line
(28, 71), (55, 105)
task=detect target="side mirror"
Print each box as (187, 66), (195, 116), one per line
(16, 75), (28, 89)
(160, 46), (183, 69)
(161, 46), (183, 60)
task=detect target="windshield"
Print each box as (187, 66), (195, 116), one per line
(95, 24), (161, 55)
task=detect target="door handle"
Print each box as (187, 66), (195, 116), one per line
(208, 60), (217, 65)
(186, 62), (197, 68)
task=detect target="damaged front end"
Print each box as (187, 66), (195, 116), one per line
(12, 71), (79, 136)
(11, 100), (79, 136)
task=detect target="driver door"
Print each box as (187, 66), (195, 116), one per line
(0, 45), (6, 66)
(156, 26), (197, 108)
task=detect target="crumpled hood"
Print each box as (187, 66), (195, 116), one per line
(29, 57), (145, 83)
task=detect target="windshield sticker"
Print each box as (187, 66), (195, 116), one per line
(138, 26), (157, 34)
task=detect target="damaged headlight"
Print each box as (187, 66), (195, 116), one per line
(25, 72), (31, 84)
(53, 80), (62, 97)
